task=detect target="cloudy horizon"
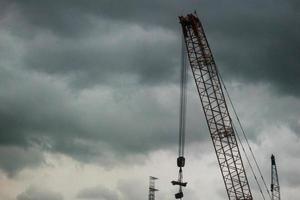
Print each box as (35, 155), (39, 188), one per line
(0, 1), (299, 200)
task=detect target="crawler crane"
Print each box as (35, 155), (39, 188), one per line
(173, 13), (253, 200)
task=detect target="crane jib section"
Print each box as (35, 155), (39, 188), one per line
(179, 13), (253, 200)
(271, 155), (280, 200)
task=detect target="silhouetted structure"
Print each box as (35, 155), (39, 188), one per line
(271, 155), (281, 200)
(178, 13), (252, 200)
(149, 176), (158, 200)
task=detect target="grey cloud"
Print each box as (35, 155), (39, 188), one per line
(0, 0), (298, 95)
(117, 179), (146, 200)
(0, 67), (86, 147)
(212, 13), (300, 96)
(224, 83), (300, 140)
(21, 24), (179, 88)
(0, 0), (299, 177)
(0, 66), (208, 174)
(16, 186), (63, 200)
(276, 158), (300, 188)
(5, 0), (181, 36)
(0, 146), (44, 177)
(77, 185), (118, 200)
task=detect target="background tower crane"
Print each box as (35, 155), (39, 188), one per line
(178, 13), (253, 200)
(271, 155), (280, 200)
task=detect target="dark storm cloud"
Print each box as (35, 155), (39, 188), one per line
(0, 67), (86, 147)
(77, 185), (118, 200)
(2, 0), (299, 94)
(0, 66), (201, 174)
(21, 24), (179, 87)
(17, 186), (63, 200)
(6, 0), (180, 36)
(0, 0), (299, 175)
(208, 2), (300, 96)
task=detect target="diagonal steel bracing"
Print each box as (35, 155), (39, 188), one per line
(271, 155), (280, 200)
(179, 13), (253, 200)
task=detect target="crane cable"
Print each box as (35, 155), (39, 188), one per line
(172, 33), (188, 200)
(218, 74), (272, 200)
(233, 123), (266, 200)
(179, 32), (187, 158)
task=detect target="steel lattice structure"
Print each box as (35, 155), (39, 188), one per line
(149, 176), (158, 200)
(179, 13), (253, 200)
(271, 155), (280, 200)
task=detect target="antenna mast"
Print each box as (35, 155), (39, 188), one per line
(149, 176), (159, 200)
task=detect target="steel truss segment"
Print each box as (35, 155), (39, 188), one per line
(149, 176), (158, 200)
(179, 14), (253, 200)
(271, 155), (280, 200)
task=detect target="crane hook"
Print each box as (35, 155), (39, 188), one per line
(172, 157), (187, 199)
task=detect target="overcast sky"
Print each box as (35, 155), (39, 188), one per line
(0, 0), (299, 200)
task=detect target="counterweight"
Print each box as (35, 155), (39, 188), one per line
(179, 13), (253, 200)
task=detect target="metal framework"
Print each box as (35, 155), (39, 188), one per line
(179, 13), (252, 200)
(149, 176), (159, 200)
(271, 155), (280, 200)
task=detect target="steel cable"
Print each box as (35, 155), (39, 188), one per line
(218, 73), (272, 200)
(179, 33), (187, 157)
(233, 123), (266, 200)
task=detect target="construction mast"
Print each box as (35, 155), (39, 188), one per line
(178, 13), (252, 200)
(149, 176), (159, 200)
(271, 155), (280, 200)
